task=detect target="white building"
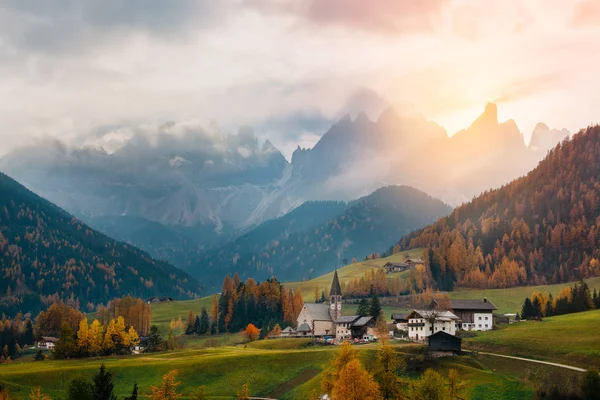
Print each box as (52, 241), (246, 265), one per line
(407, 310), (459, 342)
(37, 336), (58, 350)
(450, 299), (497, 331)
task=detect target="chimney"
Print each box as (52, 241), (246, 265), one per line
(484, 297), (487, 303)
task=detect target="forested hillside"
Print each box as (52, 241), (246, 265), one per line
(195, 186), (450, 291)
(398, 126), (600, 291)
(0, 172), (200, 315)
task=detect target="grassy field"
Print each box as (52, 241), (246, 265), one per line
(464, 309), (600, 368)
(449, 277), (600, 315)
(0, 339), (543, 400)
(282, 248), (425, 301)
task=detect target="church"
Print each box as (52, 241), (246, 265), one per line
(296, 270), (375, 340)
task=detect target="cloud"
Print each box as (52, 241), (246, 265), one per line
(245, 0), (449, 35)
(491, 73), (566, 104)
(0, 0), (228, 54)
(572, 0), (600, 27)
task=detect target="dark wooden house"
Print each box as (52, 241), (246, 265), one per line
(427, 331), (461, 355)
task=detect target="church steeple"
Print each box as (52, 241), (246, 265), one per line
(329, 270), (342, 320)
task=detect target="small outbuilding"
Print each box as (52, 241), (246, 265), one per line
(37, 336), (58, 350)
(427, 331), (461, 356)
(297, 323), (312, 336)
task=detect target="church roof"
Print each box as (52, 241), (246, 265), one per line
(297, 323), (312, 332)
(330, 270), (342, 296)
(304, 303), (332, 321)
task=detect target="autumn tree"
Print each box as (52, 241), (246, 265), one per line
(243, 324), (260, 342)
(28, 388), (51, 400)
(150, 370), (182, 400)
(185, 311), (195, 335)
(322, 341), (358, 395)
(373, 344), (405, 399)
(447, 369), (467, 399)
(270, 323), (282, 337)
(410, 369), (447, 400)
(54, 323), (76, 359)
(88, 320), (104, 355)
(237, 383), (250, 400)
(189, 386), (208, 400)
(331, 359), (381, 400)
(77, 319), (91, 354)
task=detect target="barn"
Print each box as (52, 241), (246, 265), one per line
(427, 331), (461, 356)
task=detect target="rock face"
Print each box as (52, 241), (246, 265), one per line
(529, 123), (570, 153)
(0, 103), (569, 273)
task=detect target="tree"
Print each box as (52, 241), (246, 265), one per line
(531, 296), (543, 318)
(150, 370), (182, 400)
(370, 293), (382, 319)
(34, 349), (45, 361)
(357, 298), (370, 316)
(28, 388), (51, 400)
(270, 324), (282, 337)
(581, 370), (600, 400)
(190, 386), (208, 400)
(411, 369), (446, 400)
(374, 344), (405, 399)
(185, 311), (195, 335)
(92, 364), (117, 400)
(54, 323), (76, 359)
(67, 376), (93, 400)
(146, 326), (163, 353)
(199, 308), (210, 335)
(322, 341), (358, 395)
(125, 326), (139, 350)
(124, 384), (138, 400)
(88, 320), (104, 355)
(23, 320), (34, 346)
(447, 369), (466, 400)
(521, 298), (535, 320)
(237, 383), (250, 400)
(77, 319), (91, 354)
(243, 324), (260, 342)
(331, 359), (381, 400)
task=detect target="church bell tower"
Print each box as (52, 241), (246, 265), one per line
(329, 269), (342, 320)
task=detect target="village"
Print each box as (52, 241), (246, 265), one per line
(272, 267), (498, 357)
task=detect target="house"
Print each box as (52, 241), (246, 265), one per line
(147, 296), (174, 304)
(382, 262), (409, 274)
(407, 310), (459, 342)
(450, 298), (497, 331)
(405, 257), (424, 266)
(281, 326), (297, 337)
(391, 313), (409, 331)
(428, 331), (461, 356)
(37, 337), (58, 350)
(297, 323), (312, 336)
(334, 315), (376, 340)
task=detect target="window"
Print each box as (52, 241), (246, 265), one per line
(478, 316), (482, 320)
(442, 327), (445, 331)
(485, 316), (488, 320)
(478, 324), (482, 328)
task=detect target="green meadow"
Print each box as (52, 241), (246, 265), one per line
(0, 340), (543, 400)
(464, 309), (600, 369)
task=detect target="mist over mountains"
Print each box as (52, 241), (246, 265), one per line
(0, 101), (569, 277)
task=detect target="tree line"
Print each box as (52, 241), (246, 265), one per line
(0, 314), (34, 362)
(520, 280), (598, 319)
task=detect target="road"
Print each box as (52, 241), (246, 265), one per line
(466, 350), (587, 372)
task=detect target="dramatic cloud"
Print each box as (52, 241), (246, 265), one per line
(245, 0), (449, 34)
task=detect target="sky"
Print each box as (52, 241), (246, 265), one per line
(1, 0), (599, 159)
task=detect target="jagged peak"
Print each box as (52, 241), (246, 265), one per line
(354, 111), (371, 125)
(469, 102), (499, 131)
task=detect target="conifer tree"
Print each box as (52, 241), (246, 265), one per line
(332, 359), (380, 400)
(77, 319), (91, 354)
(67, 376), (93, 400)
(185, 311), (195, 335)
(29, 387), (51, 400)
(199, 308), (210, 335)
(150, 370), (182, 400)
(92, 364), (117, 400)
(124, 384), (138, 400)
(369, 293), (382, 319)
(88, 320), (104, 355)
(54, 323), (76, 359)
(146, 325), (163, 353)
(357, 298), (370, 316)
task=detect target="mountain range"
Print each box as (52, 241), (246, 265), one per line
(0, 101), (570, 279)
(0, 172), (200, 316)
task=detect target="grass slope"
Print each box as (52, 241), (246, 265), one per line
(464, 309), (600, 368)
(0, 342), (538, 400)
(283, 248), (425, 301)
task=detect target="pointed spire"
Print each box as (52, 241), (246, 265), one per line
(330, 269), (342, 296)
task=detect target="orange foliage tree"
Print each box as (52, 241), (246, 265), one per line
(242, 323), (260, 342)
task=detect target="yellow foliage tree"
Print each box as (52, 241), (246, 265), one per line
(102, 319), (117, 351)
(411, 369), (447, 400)
(76, 319), (90, 352)
(331, 359), (381, 400)
(29, 388), (51, 400)
(237, 383), (250, 400)
(270, 323), (282, 337)
(150, 370), (182, 400)
(88, 319), (104, 354)
(322, 341), (358, 395)
(125, 326), (140, 348)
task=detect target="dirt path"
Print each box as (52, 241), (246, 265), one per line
(268, 368), (320, 398)
(467, 350), (587, 372)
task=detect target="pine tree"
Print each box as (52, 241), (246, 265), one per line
(185, 311), (195, 335)
(369, 293), (382, 319)
(192, 316), (201, 335)
(521, 298), (534, 319)
(67, 376), (93, 400)
(146, 325), (163, 353)
(373, 344), (405, 399)
(199, 308), (210, 335)
(54, 323), (76, 359)
(357, 298), (370, 316)
(23, 320), (34, 346)
(124, 384), (138, 400)
(332, 359), (380, 400)
(92, 364), (117, 400)
(532, 296), (543, 318)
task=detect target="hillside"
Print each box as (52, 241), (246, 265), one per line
(398, 125), (600, 290)
(0, 172), (200, 315)
(193, 186), (450, 291)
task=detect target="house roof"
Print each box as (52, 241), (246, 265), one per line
(282, 326), (296, 333)
(408, 309), (459, 321)
(383, 262), (408, 268)
(40, 336), (58, 342)
(406, 258), (424, 264)
(304, 303), (332, 321)
(391, 313), (409, 321)
(352, 316), (373, 327)
(334, 315), (360, 324)
(330, 270), (342, 296)
(428, 330), (462, 342)
(450, 299), (497, 311)
(297, 323), (312, 332)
